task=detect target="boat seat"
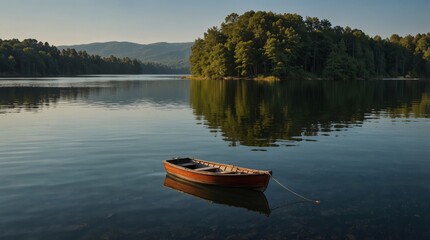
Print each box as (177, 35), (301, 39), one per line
(195, 166), (218, 172)
(220, 171), (235, 174)
(178, 162), (197, 168)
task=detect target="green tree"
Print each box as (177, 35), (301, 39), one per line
(323, 41), (358, 80)
(190, 11), (429, 79)
(235, 40), (258, 76)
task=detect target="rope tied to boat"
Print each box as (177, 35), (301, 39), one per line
(269, 173), (320, 204)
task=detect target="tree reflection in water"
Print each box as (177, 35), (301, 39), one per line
(190, 80), (429, 147)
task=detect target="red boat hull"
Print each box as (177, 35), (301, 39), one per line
(163, 158), (271, 192)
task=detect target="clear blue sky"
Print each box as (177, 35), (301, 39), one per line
(1, 0), (429, 45)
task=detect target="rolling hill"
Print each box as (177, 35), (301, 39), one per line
(58, 41), (193, 69)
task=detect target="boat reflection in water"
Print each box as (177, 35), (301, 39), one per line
(164, 174), (271, 216)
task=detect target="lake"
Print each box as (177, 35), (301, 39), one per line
(0, 75), (429, 239)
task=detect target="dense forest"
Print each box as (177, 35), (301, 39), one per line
(0, 38), (188, 76)
(190, 11), (430, 80)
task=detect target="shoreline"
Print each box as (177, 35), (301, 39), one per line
(182, 75), (429, 81)
(182, 75), (279, 81)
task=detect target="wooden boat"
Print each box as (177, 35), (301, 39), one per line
(164, 174), (271, 215)
(162, 157), (272, 192)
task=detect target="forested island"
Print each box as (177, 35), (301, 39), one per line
(0, 38), (187, 76)
(190, 11), (430, 80)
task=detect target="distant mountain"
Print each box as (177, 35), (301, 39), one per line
(58, 41), (193, 69)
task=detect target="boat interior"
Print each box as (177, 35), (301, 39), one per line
(168, 158), (262, 175)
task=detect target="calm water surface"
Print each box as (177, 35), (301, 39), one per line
(0, 75), (429, 239)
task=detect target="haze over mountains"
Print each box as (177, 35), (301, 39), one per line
(58, 41), (193, 70)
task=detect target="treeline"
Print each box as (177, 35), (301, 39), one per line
(0, 38), (187, 76)
(190, 11), (430, 80)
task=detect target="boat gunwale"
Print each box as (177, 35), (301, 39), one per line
(163, 158), (271, 177)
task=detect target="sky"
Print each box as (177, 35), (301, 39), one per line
(0, 0), (429, 46)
